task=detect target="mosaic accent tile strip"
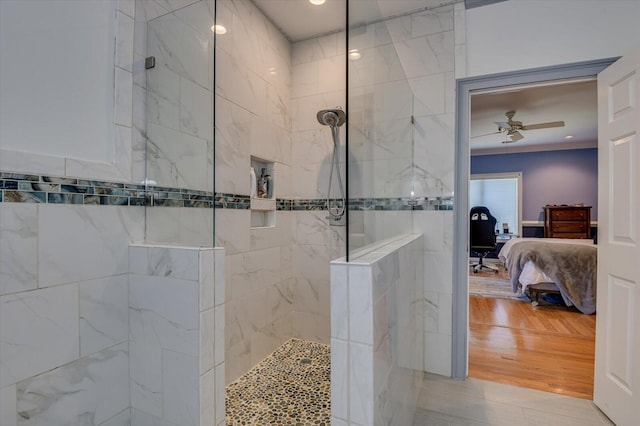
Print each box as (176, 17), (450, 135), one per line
(226, 338), (330, 426)
(0, 172), (454, 210)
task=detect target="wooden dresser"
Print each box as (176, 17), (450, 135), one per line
(543, 205), (592, 239)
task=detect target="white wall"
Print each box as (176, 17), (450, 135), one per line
(465, 0), (640, 77)
(0, 0), (137, 182)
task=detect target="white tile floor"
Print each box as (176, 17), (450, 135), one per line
(414, 374), (614, 426)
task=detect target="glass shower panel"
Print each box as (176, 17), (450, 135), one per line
(144, 1), (215, 246)
(347, 1), (416, 257)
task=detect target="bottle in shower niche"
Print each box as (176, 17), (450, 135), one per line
(257, 168), (267, 198)
(250, 167), (257, 198)
(265, 171), (273, 199)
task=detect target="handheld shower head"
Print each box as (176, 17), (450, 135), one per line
(317, 108), (346, 127)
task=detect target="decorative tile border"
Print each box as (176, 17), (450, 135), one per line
(0, 172), (454, 211)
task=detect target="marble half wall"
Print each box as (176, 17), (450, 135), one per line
(128, 244), (225, 426)
(331, 234), (425, 425)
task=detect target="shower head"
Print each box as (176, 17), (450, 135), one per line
(317, 108), (346, 127)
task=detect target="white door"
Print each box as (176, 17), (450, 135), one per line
(594, 48), (640, 425)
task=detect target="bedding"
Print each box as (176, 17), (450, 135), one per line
(498, 238), (597, 314)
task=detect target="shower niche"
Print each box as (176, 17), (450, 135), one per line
(250, 156), (275, 228)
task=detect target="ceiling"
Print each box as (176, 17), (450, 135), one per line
(470, 79), (598, 155)
(251, 0), (457, 42)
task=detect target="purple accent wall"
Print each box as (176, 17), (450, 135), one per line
(471, 148), (598, 221)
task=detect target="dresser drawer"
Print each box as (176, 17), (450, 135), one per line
(552, 221), (588, 233)
(552, 209), (588, 221)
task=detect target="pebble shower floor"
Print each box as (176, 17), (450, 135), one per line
(225, 339), (331, 425)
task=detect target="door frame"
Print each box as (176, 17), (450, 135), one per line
(452, 57), (618, 379)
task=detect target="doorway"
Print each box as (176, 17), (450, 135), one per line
(452, 58), (618, 383)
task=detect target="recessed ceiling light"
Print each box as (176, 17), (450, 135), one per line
(211, 24), (227, 34)
(564, 135), (574, 140)
(348, 49), (361, 60)
(309, 0), (326, 5)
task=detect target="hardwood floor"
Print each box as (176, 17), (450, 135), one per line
(469, 295), (596, 399)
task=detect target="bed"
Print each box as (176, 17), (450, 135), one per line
(498, 238), (597, 314)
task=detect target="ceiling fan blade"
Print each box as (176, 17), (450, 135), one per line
(472, 131), (503, 138)
(493, 121), (511, 129)
(509, 131), (524, 142)
(521, 121), (565, 130)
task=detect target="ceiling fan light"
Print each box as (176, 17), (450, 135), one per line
(309, 0), (326, 5)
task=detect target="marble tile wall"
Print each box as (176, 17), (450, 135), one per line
(331, 234), (425, 425)
(128, 244), (225, 426)
(347, 3), (460, 376)
(291, 31), (347, 344)
(214, 0), (295, 383)
(0, 203), (145, 425)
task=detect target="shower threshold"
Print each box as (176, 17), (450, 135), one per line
(225, 338), (330, 425)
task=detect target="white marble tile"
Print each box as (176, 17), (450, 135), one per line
(410, 73), (446, 117)
(413, 211), (445, 251)
(292, 32), (338, 65)
(395, 30), (455, 79)
(214, 362), (225, 425)
(146, 123), (209, 191)
(455, 42), (467, 79)
(130, 341), (162, 418)
(350, 342), (374, 426)
(293, 243), (330, 281)
(214, 304), (225, 366)
(330, 264), (348, 340)
(180, 77), (213, 141)
(1, 284), (79, 387)
(163, 350), (199, 426)
(179, 207), (214, 247)
(200, 308), (215, 375)
(118, 0), (135, 18)
(16, 343), (129, 425)
(215, 47), (266, 117)
(147, 64), (180, 131)
(0, 204), (38, 295)
(173, 0), (214, 37)
(199, 368), (214, 426)
(115, 67), (133, 127)
(424, 332), (451, 376)
(214, 248), (226, 307)
(130, 407), (174, 426)
(145, 206), (180, 244)
(293, 277), (319, 315)
(147, 9), (210, 89)
(116, 11), (134, 72)
(292, 61), (318, 98)
(39, 205), (144, 287)
(424, 291), (439, 333)
(199, 249), (215, 311)
(129, 274), (199, 355)
(80, 275), (129, 357)
(147, 247), (199, 281)
(330, 338), (348, 421)
(100, 408), (131, 426)
(214, 96), (251, 195)
(129, 245), (148, 275)
(1, 384), (17, 426)
(0, 150), (65, 178)
(266, 83), (292, 131)
(215, 209), (251, 254)
(424, 251), (453, 294)
(349, 267), (373, 345)
(438, 292), (453, 335)
(454, 2), (466, 45)
(412, 5), (454, 38)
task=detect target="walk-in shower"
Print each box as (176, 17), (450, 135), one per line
(317, 107), (346, 220)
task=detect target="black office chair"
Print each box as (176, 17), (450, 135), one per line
(470, 206), (499, 273)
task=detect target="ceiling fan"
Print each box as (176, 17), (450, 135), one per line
(474, 110), (565, 143)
